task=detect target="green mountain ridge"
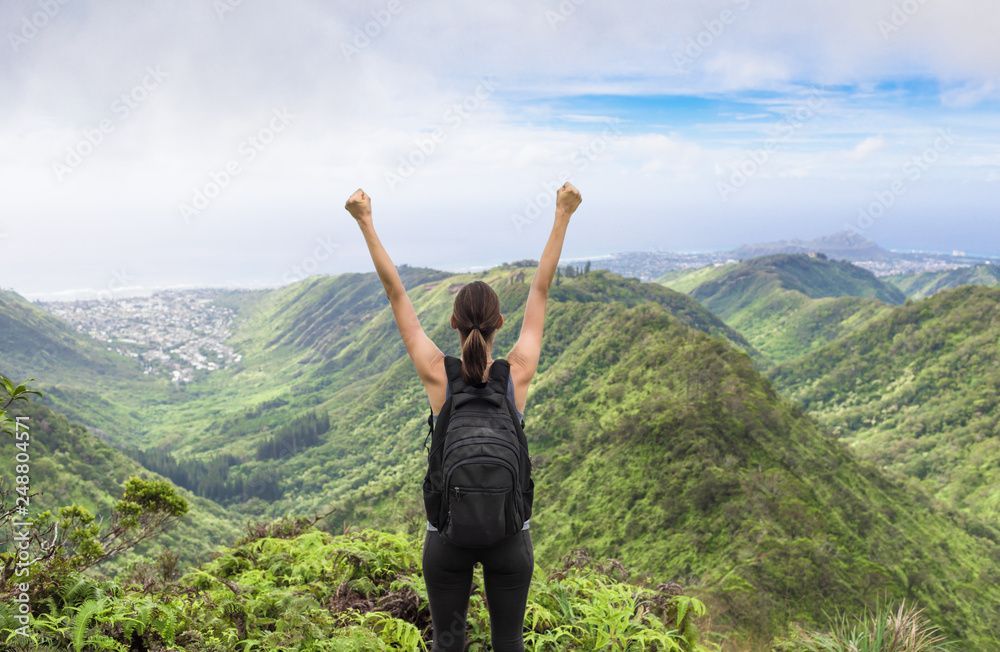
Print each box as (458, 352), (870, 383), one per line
(486, 299), (998, 647)
(3, 266), (999, 648)
(136, 266), (751, 457)
(771, 285), (1000, 525)
(659, 255), (903, 363)
(125, 265), (998, 648)
(0, 290), (138, 382)
(889, 263), (1000, 300)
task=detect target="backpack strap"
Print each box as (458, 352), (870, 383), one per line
(488, 358), (511, 385)
(423, 410), (434, 452)
(491, 359), (526, 429)
(443, 355), (465, 393)
(424, 357), (462, 453)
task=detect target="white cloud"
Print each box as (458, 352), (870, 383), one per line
(941, 79), (999, 108)
(848, 136), (887, 160)
(702, 52), (792, 90)
(1, 0), (999, 296)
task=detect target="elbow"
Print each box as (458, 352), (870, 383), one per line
(384, 282), (405, 302)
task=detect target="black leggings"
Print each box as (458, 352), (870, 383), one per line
(422, 528), (534, 651)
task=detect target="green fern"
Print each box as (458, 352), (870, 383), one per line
(70, 597), (108, 652)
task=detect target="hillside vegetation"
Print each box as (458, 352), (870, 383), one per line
(122, 267), (748, 507)
(1, 396), (241, 566)
(3, 265), (999, 648)
(113, 266), (999, 648)
(888, 263), (1000, 299)
(771, 285), (1000, 525)
(499, 299), (998, 648)
(2, 524), (711, 651)
(659, 255), (903, 363)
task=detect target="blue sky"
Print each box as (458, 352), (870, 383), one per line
(1, 0), (999, 298)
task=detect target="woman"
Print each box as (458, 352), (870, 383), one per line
(344, 181), (582, 651)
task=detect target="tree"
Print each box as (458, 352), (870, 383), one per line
(0, 376), (189, 601)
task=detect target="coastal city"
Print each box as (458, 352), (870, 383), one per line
(581, 233), (994, 281)
(41, 289), (243, 383)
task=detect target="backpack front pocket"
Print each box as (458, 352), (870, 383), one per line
(443, 485), (510, 547)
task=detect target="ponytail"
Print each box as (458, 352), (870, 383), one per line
(460, 326), (490, 384)
(452, 280), (502, 385)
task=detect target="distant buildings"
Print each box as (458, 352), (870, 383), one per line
(584, 251), (737, 281)
(41, 289), (242, 383)
(579, 244), (993, 281)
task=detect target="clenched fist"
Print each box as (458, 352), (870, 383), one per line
(344, 188), (372, 224)
(556, 181), (582, 218)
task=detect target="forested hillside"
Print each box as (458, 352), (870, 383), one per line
(495, 300), (998, 647)
(117, 266), (1000, 647)
(888, 263), (1000, 299)
(0, 290), (140, 383)
(1, 378), (711, 649)
(2, 266), (998, 649)
(771, 285), (1000, 524)
(659, 255), (903, 363)
(120, 266), (749, 512)
(1, 397), (241, 566)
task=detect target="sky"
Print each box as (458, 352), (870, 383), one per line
(1, 0), (999, 299)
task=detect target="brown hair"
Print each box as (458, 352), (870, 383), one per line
(452, 280), (502, 385)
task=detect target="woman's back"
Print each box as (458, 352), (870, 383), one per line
(427, 359), (529, 533)
(429, 360), (525, 425)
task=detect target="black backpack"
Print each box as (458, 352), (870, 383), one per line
(422, 355), (534, 548)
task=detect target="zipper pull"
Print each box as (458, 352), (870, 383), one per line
(454, 486), (462, 502)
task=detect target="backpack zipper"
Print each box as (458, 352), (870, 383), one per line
(444, 457), (519, 512)
(443, 435), (521, 461)
(445, 456), (519, 490)
(451, 485), (508, 495)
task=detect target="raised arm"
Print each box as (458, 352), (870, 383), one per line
(345, 189), (445, 398)
(507, 182), (582, 399)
